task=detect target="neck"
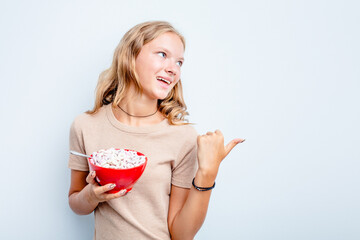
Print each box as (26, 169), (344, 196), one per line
(118, 104), (158, 118)
(113, 94), (164, 127)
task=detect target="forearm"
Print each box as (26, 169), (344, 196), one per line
(170, 131), (243, 239)
(69, 184), (98, 215)
(170, 171), (216, 240)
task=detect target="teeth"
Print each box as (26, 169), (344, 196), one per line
(157, 77), (170, 84)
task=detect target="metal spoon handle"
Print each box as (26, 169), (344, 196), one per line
(70, 150), (91, 158)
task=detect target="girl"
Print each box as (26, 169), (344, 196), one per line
(68, 21), (244, 240)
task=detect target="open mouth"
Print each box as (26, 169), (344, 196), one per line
(156, 77), (171, 85)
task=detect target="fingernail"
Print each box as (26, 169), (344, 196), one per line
(109, 184), (116, 189)
(119, 189), (127, 195)
(235, 138), (245, 143)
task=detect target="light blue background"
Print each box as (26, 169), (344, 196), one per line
(1, 0), (359, 239)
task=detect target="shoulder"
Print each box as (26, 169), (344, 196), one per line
(168, 122), (197, 134)
(71, 106), (107, 131)
(167, 123), (198, 144)
(71, 112), (93, 129)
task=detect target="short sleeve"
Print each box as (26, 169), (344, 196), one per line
(68, 117), (89, 171)
(171, 128), (198, 188)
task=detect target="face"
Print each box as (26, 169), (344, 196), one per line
(134, 32), (184, 100)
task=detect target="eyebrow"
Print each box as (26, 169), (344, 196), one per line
(158, 47), (184, 61)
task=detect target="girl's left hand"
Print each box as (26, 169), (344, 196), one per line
(196, 130), (244, 180)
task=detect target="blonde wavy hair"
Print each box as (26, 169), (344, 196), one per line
(87, 21), (190, 125)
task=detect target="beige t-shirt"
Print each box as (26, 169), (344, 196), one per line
(68, 104), (198, 240)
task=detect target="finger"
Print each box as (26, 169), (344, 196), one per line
(104, 189), (127, 201)
(95, 183), (116, 195)
(214, 129), (223, 136)
(214, 129), (224, 142)
(224, 138), (245, 156)
(206, 131), (213, 135)
(86, 171), (97, 185)
(117, 189), (128, 197)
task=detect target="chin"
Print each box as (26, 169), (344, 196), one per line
(156, 95), (169, 101)
(154, 90), (172, 100)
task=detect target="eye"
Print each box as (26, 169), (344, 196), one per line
(157, 52), (166, 58)
(176, 61), (183, 67)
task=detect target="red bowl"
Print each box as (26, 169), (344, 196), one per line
(88, 149), (147, 194)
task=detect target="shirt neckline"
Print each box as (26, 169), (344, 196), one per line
(105, 104), (169, 134)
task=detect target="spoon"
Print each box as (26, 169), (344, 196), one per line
(70, 150), (92, 158)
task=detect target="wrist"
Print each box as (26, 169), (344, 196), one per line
(84, 184), (99, 207)
(192, 177), (215, 191)
(195, 169), (217, 187)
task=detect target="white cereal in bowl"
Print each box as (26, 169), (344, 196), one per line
(91, 148), (145, 169)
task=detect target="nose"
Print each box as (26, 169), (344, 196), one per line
(165, 60), (178, 76)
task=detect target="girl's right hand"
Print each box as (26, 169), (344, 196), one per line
(85, 171), (127, 205)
